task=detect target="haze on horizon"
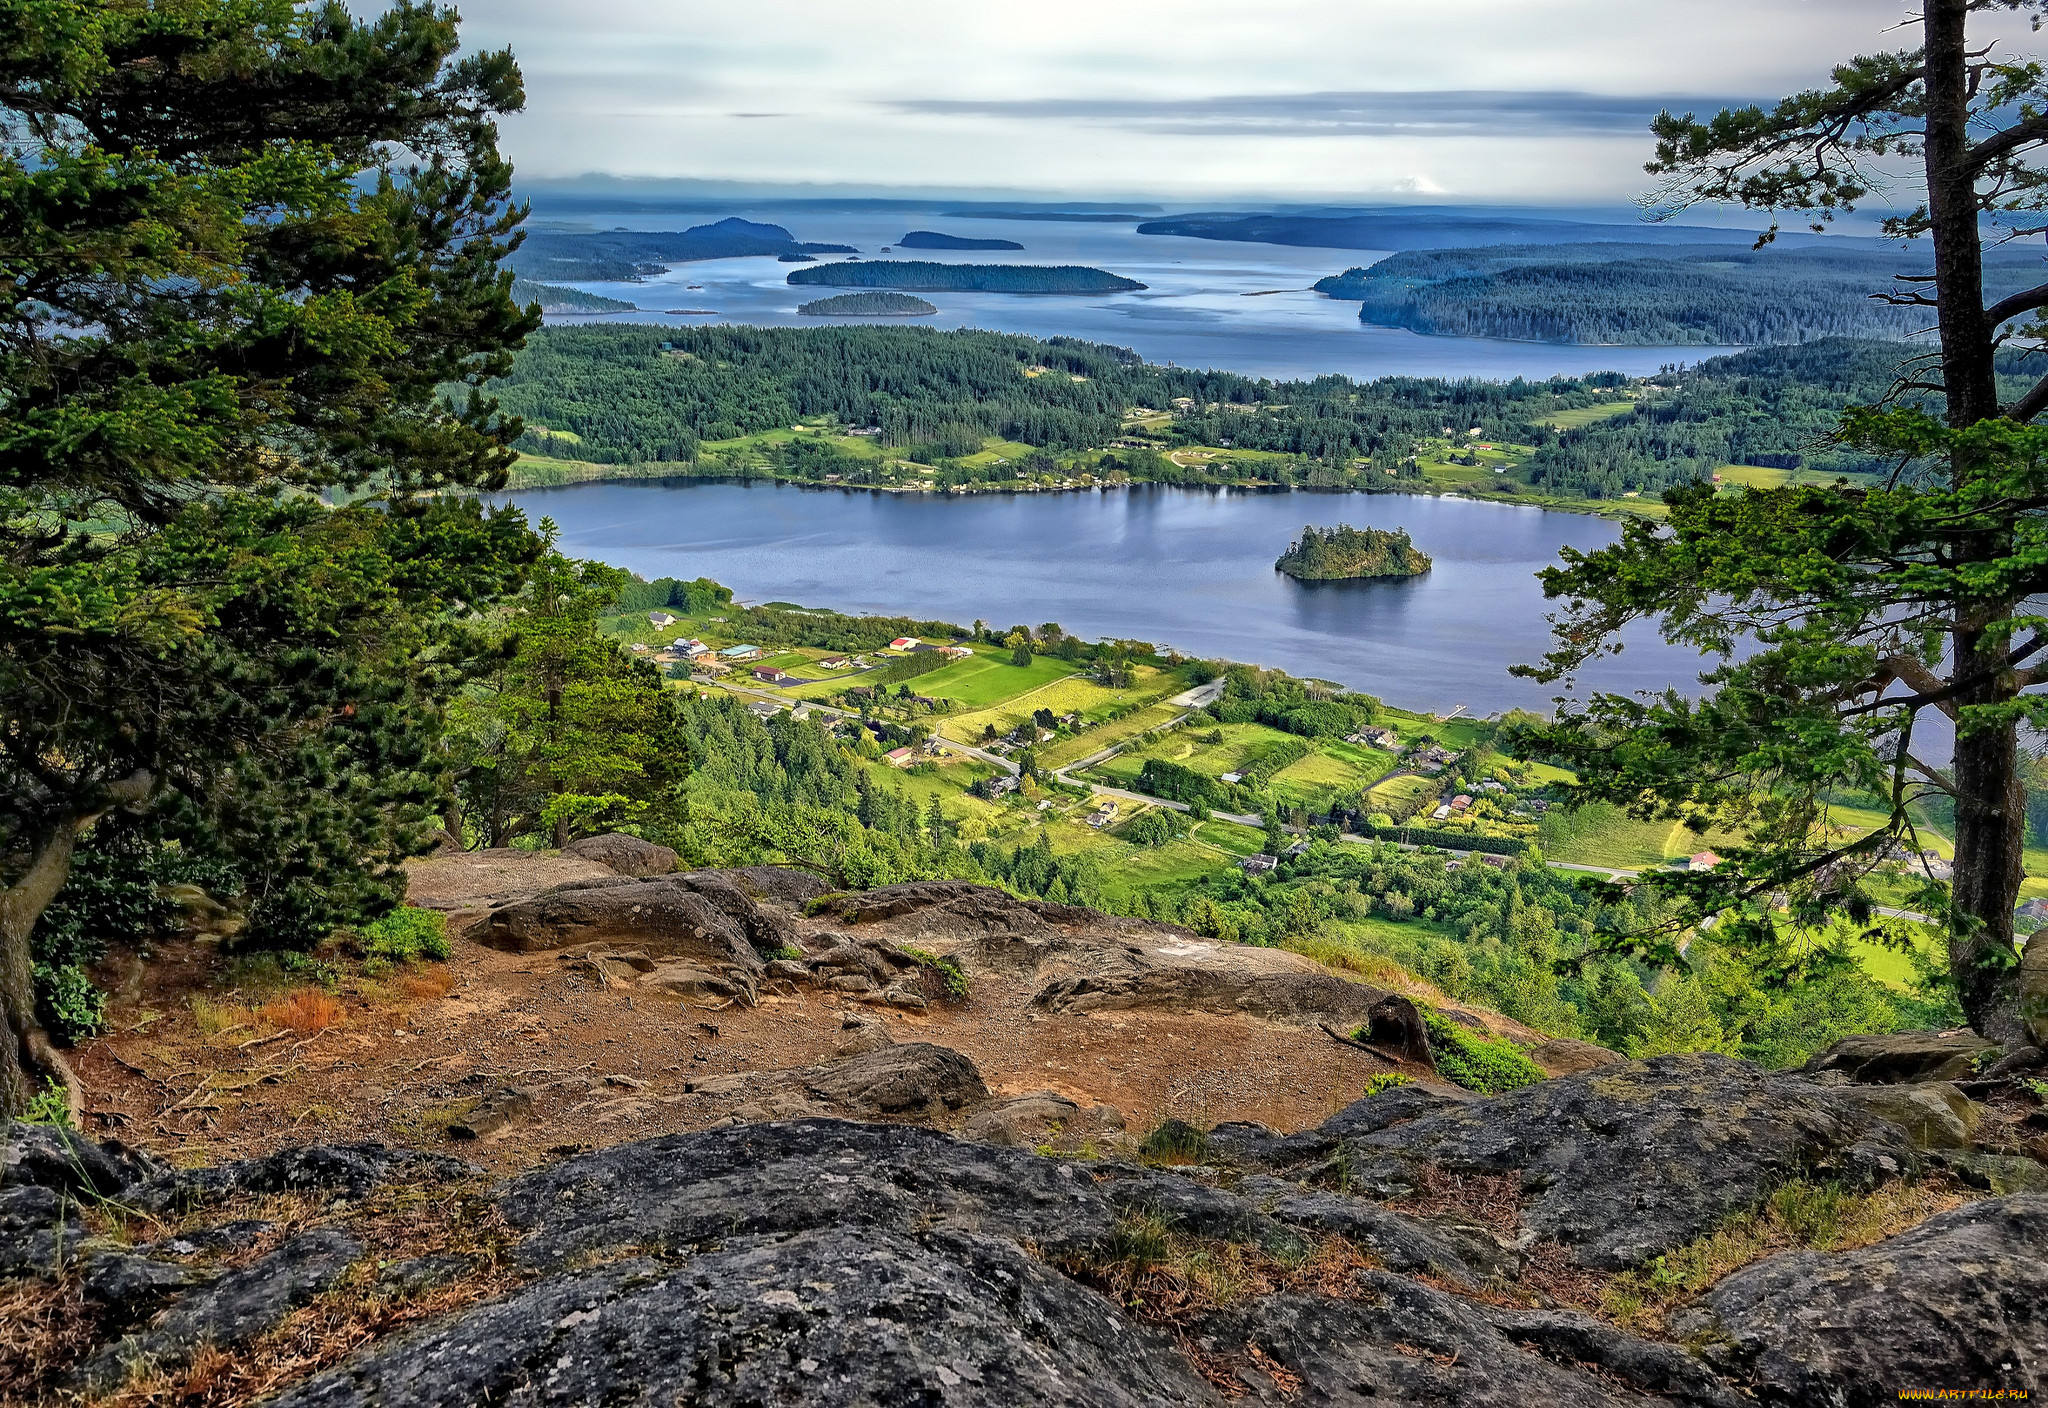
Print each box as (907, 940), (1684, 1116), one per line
(454, 0), (2018, 207)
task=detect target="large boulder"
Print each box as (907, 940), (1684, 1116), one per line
(1803, 1030), (1998, 1085)
(465, 873), (786, 970)
(560, 831), (677, 876)
(1267, 1054), (1942, 1269)
(1673, 1194), (2048, 1405)
(801, 1042), (991, 1118)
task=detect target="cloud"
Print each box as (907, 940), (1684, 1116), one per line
(886, 90), (1761, 139)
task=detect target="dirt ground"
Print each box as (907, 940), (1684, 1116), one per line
(71, 868), (1405, 1174)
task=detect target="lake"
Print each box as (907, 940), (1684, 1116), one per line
(509, 479), (1707, 717)
(534, 205), (1744, 384)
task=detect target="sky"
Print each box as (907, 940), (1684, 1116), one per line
(453, 0), (2017, 204)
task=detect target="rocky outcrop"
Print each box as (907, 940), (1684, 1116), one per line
(466, 872), (794, 979)
(1673, 1195), (2048, 1405)
(1233, 1054), (1953, 1269)
(962, 1090), (1128, 1150)
(1803, 1030), (1998, 1084)
(8, 1114), (2045, 1405)
(560, 831), (678, 876)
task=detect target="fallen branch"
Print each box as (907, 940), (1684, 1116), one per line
(1319, 1022), (1405, 1064)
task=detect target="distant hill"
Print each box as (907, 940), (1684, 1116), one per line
(1138, 210), (1766, 252)
(898, 231), (1025, 251)
(798, 292), (938, 317)
(938, 209), (1147, 222)
(1313, 241), (2048, 345)
(512, 218), (858, 282)
(510, 278), (637, 314)
(786, 261), (1145, 294)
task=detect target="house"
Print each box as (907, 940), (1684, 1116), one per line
(1285, 839), (1310, 857)
(1239, 853), (1277, 875)
(1686, 851), (1722, 872)
(718, 644), (763, 662)
(1351, 726), (1400, 750)
(1477, 779), (1506, 793)
(1450, 795), (1472, 811)
(1479, 854), (1514, 869)
(1918, 850), (1955, 880)
(676, 639), (708, 655)
(752, 666), (802, 686)
(987, 775), (1020, 799)
(745, 701), (780, 720)
(1085, 811), (1114, 829)
(884, 746), (917, 767)
(2020, 898), (2048, 920)
(888, 638), (919, 651)
(818, 658), (851, 671)
(1220, 772), (1244, 784)
(1430, 803), (1453, 821)
(628, 643), (650, 654)
(939, 646), (974, 659)
(648, 612), (676, 627)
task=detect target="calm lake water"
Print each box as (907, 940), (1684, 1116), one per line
(536, 206), (1743, 384)
(511, 479), (1707, 716)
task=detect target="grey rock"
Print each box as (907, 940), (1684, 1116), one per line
(762, 957), (811, 982)
(1481, 1306), (1747, 1407)
(0, 1223), (89, 1279)
(1831, 1081), (1982, 1149)
(129, 1142), (477, 1215)
(85, 1229), (361, 1389)
(560, 831), (677, 876)
(1525, 1037), (1627, 1076)
(882, 983), (929, 1010)
(1338, 1053), (1939, 1268)
(1199, 1280), (1665, 1406)
(375, 1254), (472, 1295)
(81, 1250), (202, 1317)
(497, 1119), (1119, 1269)
(800, 1041), (990, 1118)
(1235, 1175), (1516, 1286)
(1100, 1167), (1304, 1255)
(467, 875), (774, 970)
(1803, 1030), (1998, 1084)
(1, 1120), (163, 1199)
(831, 1011), (895, 1058)
(641, 960), (756, 1006)
(446, 1086), (534, 1140)
(152, 1218), (275, 1257)
(1674, 1194), (2048, 1405)
(961, 1090), (1125, 1149)
(271, 1228), (1220, 1408)
(0, 1182), (63, 1231)
(717, 864), (833, 907)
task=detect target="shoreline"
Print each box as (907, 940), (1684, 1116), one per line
(499, 462), (1665, 522)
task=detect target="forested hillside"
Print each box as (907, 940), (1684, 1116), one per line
(486, 325), (1621, 468)
(509, 278), (635, 314)
(1315, 241), (2048, 345)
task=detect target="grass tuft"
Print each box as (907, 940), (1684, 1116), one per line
(260, 987), (344, 1036)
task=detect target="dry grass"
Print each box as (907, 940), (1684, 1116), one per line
(0, 1278), (109, 1402)
(1549, 1176), (1973, 1334)
(259, 988), (344, 1037)
(1069, 1210), (1377, 1333)
(189, 997), (260, 1042)
(1281, 935), (1445, 1000)
(393, 967), (455, 1001)
(1383, 1163), (1523, 1240)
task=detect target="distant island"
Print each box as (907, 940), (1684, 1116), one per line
(898, 231), (1025, 251)
(779, 253), (816, 263)
(798, 291), (938, 317)
(787, 261), (1145, 294)
(512, 218), (857, 282)
(510, 277), (636, 314)
(1276, 524), (1432, 581)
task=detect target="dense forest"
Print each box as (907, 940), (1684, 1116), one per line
(1315, 241), (2048, 345)
(1275, 524), (1431, 580)
(486, 324), (1623, 469)
(785, 262), (1146, 294)
(798, 292), (938, 316)
(897, 231), (1023, 250)
(512, 218), (856, 282)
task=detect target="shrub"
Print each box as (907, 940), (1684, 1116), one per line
(1139, 1118), (1210, 1165)
(21, 1079), (71, 1128)
(1422, 1010), (1545, 1094)
(1360, 1072), (1415, 1098)
(361, 907), (450, 968)
(33, 961), (107, 1045)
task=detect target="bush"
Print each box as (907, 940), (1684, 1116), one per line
(1422, 1010), (1546, 1094)
(360, 908), (450, 968)
(1360, 1072), (1415, 1098)
(1118, 809), (1191, 848)
(1139, 1118), (1210, 1165)
(33, 962), (107, 1046)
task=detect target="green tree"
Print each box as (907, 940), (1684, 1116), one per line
(0, 0), (537, 1115)
(1515, 0), (2048, 1046)
(1006, 631), (1034, 668)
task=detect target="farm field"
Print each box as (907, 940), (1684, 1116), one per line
(939, 667), (1177, 746)
(1539, 400), (1638, 431)
(1268, 741), (1399, 807)
(1036, 701), (1186, 769)
(916, 652), (1078, 708)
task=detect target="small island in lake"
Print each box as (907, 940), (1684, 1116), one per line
(786, 260), (1145, 294)
(798, 291), (938, 317)
(1276, 524), (1432, 581)
(898, 230), (1026, 251)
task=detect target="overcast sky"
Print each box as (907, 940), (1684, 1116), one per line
(455, 0), (2006, 203)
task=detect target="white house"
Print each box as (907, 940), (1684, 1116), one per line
(648, 612), (676, 627)
(888, 637), (919, 651)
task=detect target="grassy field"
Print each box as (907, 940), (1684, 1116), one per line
(1540, 401), (1637, 431)
(917, 652), (1077, 708)
(1035, 700), (1186, 769)
(940, 668), (1178, 747)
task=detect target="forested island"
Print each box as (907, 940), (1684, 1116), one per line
(510, 277), (635, 313)
(786, 261), (1145, 294)
(512, 217), (856, 281)
(798, 291), (938, 316)
(488, 324), (2031, 502)
(1136, 209), (1758, 251)
(1276, 524), (1431, 580)
(1314, 241), (2048, 345)
(898, 231), (1025, 250)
